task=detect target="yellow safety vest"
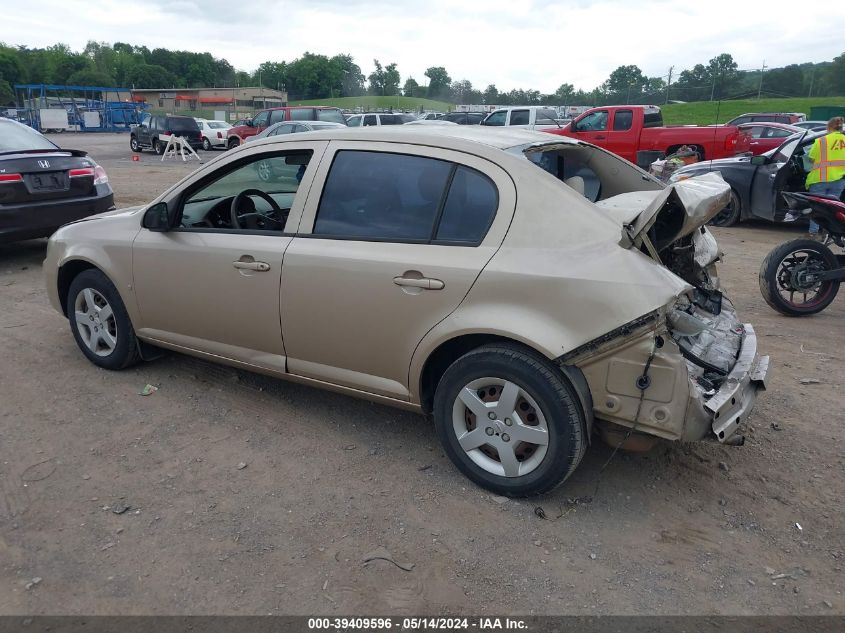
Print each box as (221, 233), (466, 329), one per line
(806, 132), (845, 187)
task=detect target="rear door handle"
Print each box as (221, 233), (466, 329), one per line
(233, 260), (270, 272)
(393, 275), (445, 290)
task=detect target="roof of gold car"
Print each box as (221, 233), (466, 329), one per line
(242, 124), (582, 153)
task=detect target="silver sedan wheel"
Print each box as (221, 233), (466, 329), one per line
(256, 160), (272, 182)
(74, 288), (117, 357)
(452, 377), (549, 477)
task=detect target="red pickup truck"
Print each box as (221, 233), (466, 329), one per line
(546, 105), (750, 168)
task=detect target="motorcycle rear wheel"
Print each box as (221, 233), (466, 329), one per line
(759, 238), (840, 316)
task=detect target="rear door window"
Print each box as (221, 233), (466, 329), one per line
(315, 151), (452, 240)
(613, 110), (633, 131)
(509, 110), (530, 125)
(363, 115), (378, 126)
(290, 108), (315, 121)
(269, 110), (287, 124)
(314, 150), (498, 244)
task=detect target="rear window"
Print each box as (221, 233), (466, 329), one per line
(0, 121), (58, 152)
(208, 122), (229, 129)
(316, 109), (346, 124)
(643, 110), (663, 128)
(167, 117), (200, 132)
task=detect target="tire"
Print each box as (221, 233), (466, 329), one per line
(227, 137), (240, 150)
(202, 137), (211, 151)
(130, 135), (140, 152)
(66, 269), (141, 370)
(708, 189), (741, 227)
(433, 344), (587, 497)
(759, 238), (840, 316)
(256, 160), (272, 182)
(153, 138), (164, 155)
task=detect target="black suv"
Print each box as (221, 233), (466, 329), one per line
(130, 115), (203, 154)
(441, 112), (486, 125)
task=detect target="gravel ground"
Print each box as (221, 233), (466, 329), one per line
(0, 133), (842, 616)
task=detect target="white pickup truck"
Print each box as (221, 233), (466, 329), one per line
(479, 106), (565, 130)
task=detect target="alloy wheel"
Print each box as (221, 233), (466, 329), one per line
(451, 377), (549, 477)
(73, 288), (117, 357)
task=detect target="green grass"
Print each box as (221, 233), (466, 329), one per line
(288, 95), (454, 112)
(662, 97), (845, 125)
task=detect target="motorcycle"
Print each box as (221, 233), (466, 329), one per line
(759, 191), (845, 316)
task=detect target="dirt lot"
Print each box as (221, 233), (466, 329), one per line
(0, 133), (843, 616)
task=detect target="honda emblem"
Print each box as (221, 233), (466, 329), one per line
(37, 160), (50, 169)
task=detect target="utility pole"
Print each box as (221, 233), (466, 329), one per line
(808, 66), (815, 97)
(710, 72), (718, 101)
(665, 66), (673, 104)
(757, 60), (767, 100)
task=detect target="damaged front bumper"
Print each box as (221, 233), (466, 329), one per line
(701, 323), (769, 442)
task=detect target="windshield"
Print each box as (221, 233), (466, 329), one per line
(0, 122), (59, 152)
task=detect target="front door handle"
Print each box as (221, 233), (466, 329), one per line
(594, 135), (606, 140)
(393, 274), (445, 290)
(233, 259), (270, 272)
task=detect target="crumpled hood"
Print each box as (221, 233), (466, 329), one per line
(597, 172), (731, 249)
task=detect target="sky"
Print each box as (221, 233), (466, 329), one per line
(3, 0), (841, 93)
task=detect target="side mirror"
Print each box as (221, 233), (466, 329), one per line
(142, 202), (173, 232)
(750, 155), (768, 166)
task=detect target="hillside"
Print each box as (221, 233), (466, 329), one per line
(288, 95), (454, 112)
(661, 97), (845, 125)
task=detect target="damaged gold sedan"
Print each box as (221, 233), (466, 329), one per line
(44, 127), (768, 496)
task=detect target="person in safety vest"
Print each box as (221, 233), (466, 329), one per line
(805, 116), (845, 235)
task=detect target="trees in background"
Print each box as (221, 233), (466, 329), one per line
(367, 59), (400, 96)
(0, 41), (844, 107)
